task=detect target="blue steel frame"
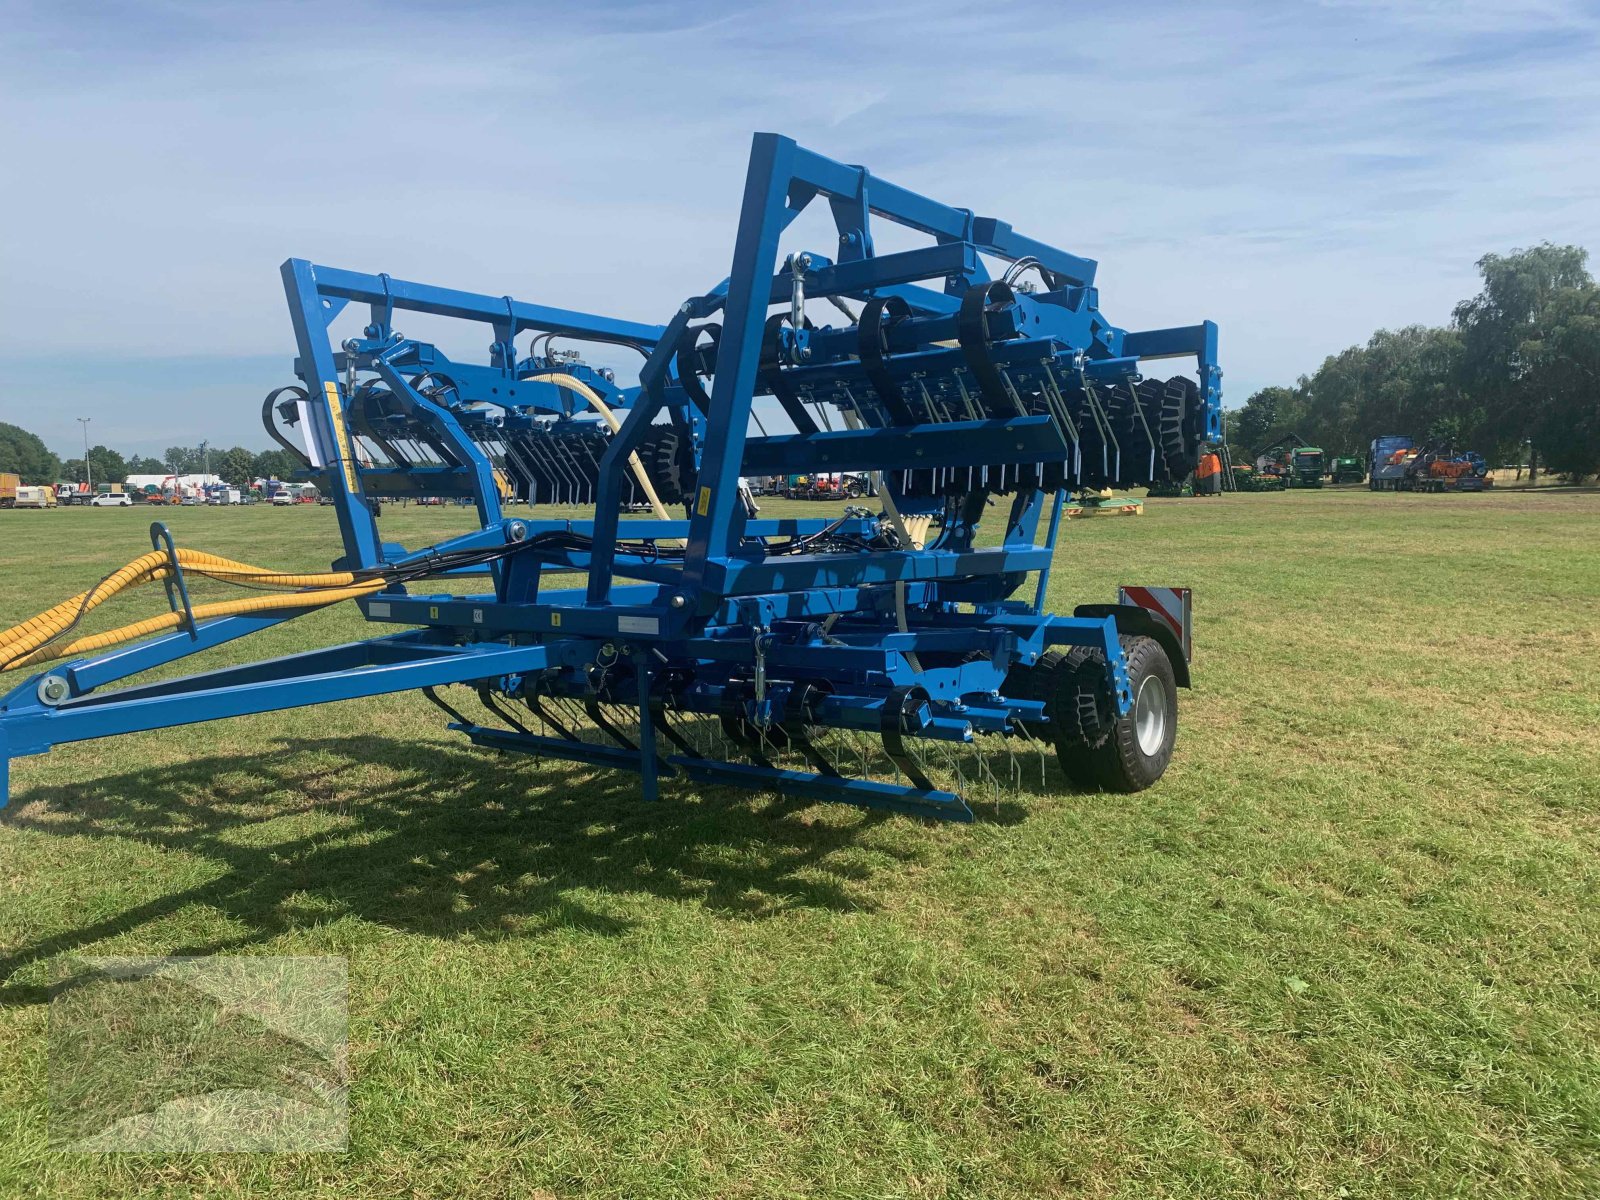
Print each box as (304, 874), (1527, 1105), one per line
(0, 133), (1218, 821)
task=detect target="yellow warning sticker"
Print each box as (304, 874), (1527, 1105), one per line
(429, 606), (439, 620)
(551, 612), (562, 628)
(696, 486), (711, 516)
(323, 381), (360, 494)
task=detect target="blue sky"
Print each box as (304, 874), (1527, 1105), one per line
(2, 0), (1597, 458)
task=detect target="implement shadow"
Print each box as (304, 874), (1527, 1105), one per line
(0, 734), (920, 1004)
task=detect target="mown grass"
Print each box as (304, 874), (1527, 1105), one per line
(0, 488), (1597, 1198)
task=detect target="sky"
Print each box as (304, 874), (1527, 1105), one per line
(2, 0), (1597, 459)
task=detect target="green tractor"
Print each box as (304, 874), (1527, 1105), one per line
(1329, 455), (1364, 484)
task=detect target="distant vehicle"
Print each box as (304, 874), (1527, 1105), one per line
(1368, 435), (1415, 490)
(782, 472), (864, 500)
(1253, 433), (1324, 488)
(1329, 456), (1364, 484)
(89, 492), (134, 507)
(0, 472), (18, 508)
(1399, 447), (1491, 493)
(270, 491), (295, 506)
(13, 485), (58, 509)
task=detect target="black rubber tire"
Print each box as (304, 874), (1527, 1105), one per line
(1002, 649), (1064, 740)
(1053, 647), (1114, 751)
(1084, 635), (1178, 793)
(637, 426), (695, 506)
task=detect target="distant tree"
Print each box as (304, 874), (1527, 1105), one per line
(1454, 243), (1594, 463)
(1519, 279), (1600, 480)
(80, 445), (129, 484)
(123, 454), (169, 476)
(0, 422), (63, 481)
(251, 449), (302, 481)
(217, 446), (257, 486)
(1231, 386), (1305, 454)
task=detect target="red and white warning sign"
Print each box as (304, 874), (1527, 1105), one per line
(1118, 586), (1192, 662)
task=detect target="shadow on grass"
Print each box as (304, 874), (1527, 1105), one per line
(0, 733), (955, 1005)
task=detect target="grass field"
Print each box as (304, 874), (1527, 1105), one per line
(1, 488), (1597, 1198)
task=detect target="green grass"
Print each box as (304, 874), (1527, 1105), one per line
(1, 489), (1598, 1198)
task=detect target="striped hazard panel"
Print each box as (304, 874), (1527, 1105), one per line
(1118, 586), (1192, 662)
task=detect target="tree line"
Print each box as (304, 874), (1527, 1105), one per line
(0, 425), (303, 488)
(1230, 243), (1599, 479)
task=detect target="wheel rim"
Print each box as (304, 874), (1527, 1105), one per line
(1133, 673), (1168, 757)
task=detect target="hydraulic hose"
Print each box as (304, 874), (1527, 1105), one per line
(0, 548), (361, 668)
(538, 372), (672, 522)
(3, 581), (386, 673)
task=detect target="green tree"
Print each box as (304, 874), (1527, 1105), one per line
(217, 446), (257, 486)
(125, 455), (168, 475)
(1519, 280), (1600, 479)
(163, 446), (200, 474)
(1454, 243), (1594, 461)
(1231, 386), (1306, 455)
(73, 445), (130, 484)
(0, 422), (63, 481)
(251, 449), (301, 481)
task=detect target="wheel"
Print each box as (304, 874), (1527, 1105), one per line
(1002, 650), (1064, 740)
(1084, 635), (1178, 792)
(1049, 647), (1115, 788)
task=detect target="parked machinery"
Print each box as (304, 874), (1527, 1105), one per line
(0, 134), (1220, 821)
(1255, 433), (1325, 489)
(1329, 456), (1364, 484)
(1368, 435), (1415, 490)
(1398, 447), (1491, 493)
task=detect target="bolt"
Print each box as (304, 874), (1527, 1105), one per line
(680, 303), (692, 314)
(37, 676), (70, 705)
(507, 520), (527, 542)
(670, 594), (687, 608)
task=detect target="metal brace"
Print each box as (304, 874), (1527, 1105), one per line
(148, 522), (198, 640)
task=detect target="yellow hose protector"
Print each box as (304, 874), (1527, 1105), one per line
(539, 372), (673, 522)
(0, 547), (370, 673)
(3, 580), (386, 673)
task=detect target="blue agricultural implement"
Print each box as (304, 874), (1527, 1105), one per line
(0, 134), (1219, 821)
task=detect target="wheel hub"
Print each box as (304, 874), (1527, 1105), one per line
(1133, 673), (1168, 757)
